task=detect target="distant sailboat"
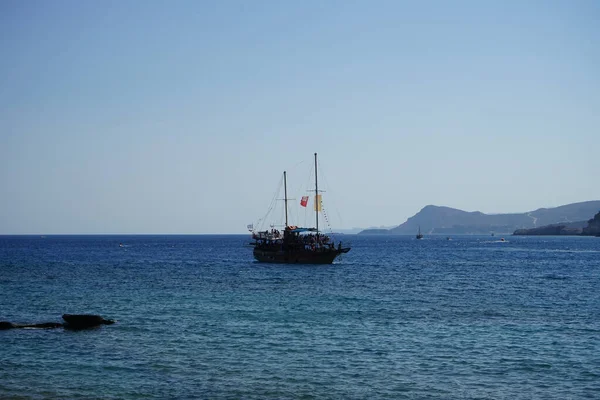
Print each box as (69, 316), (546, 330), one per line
(416, 226), (424, 239)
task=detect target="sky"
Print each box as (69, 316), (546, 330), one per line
(1, 0), (599, 234)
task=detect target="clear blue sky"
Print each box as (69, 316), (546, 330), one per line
(1, 0), (599, 234)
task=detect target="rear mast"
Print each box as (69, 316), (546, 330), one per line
(284, 171), (288, 227)
(314, 153), (319, 234)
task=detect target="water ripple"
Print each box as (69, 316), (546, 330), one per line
(1, 235), (599, 399)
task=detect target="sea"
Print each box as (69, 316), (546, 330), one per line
(1, 234), (599, 399)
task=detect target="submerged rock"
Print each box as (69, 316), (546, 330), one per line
(0, 321), (64, 329)
(22, 322), (64, 329)
(0, 315), (114, 330)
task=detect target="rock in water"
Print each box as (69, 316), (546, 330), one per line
(24, 322), (64, 329)
(62, 314), (115, 329)
(1, 315), (115, 330)
(1, 321), (63, 329)
(0, 321), (18, 330)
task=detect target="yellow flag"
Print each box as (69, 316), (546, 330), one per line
(314, 194), (322, 211)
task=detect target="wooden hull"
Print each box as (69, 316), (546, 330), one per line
(253, 248), (350, 264)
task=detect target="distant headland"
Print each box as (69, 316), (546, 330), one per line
(358, 201), (600, 236)
(513, 210), (600, 236)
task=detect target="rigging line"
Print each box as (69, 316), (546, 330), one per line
(287, 163), (310, 228)
(294, 157), (313, 228)
(321, 203), (334, 234)
(317, 161), (345, 229)
(279, 196), (286, 228)
(290, 160), (305, 172)
(289, 169), (300, 227)
(304, 200), (308, 228)
(287, 158), (308, 226)
(257, 175), (283, 231)
(321, 205), (341, 245)
(304, 161), (314, 192)
(307, 157), (317, 227)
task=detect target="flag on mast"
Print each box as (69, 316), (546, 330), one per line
(300, 196), (309, 207)
(314, 194), (322, 211)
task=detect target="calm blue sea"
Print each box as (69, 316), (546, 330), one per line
(1, 234), (599, 399)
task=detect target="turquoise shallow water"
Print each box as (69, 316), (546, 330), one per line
(1, 234), (599, 399)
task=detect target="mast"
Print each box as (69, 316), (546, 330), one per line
(284, 171), (288, 227)
(314, 153), (319, 234)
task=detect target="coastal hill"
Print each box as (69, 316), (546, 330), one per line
(359, 201), (600, 235)
(513, 211), (600, 236)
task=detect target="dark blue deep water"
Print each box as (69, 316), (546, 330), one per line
(1, 235), (599, 399)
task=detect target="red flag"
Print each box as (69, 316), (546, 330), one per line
(300, 196), (309, 207)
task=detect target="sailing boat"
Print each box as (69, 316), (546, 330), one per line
(416, 226), (424, 239)
(249, 153), (351, 264)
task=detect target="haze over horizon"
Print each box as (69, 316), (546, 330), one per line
(1, 1), (599, 234)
